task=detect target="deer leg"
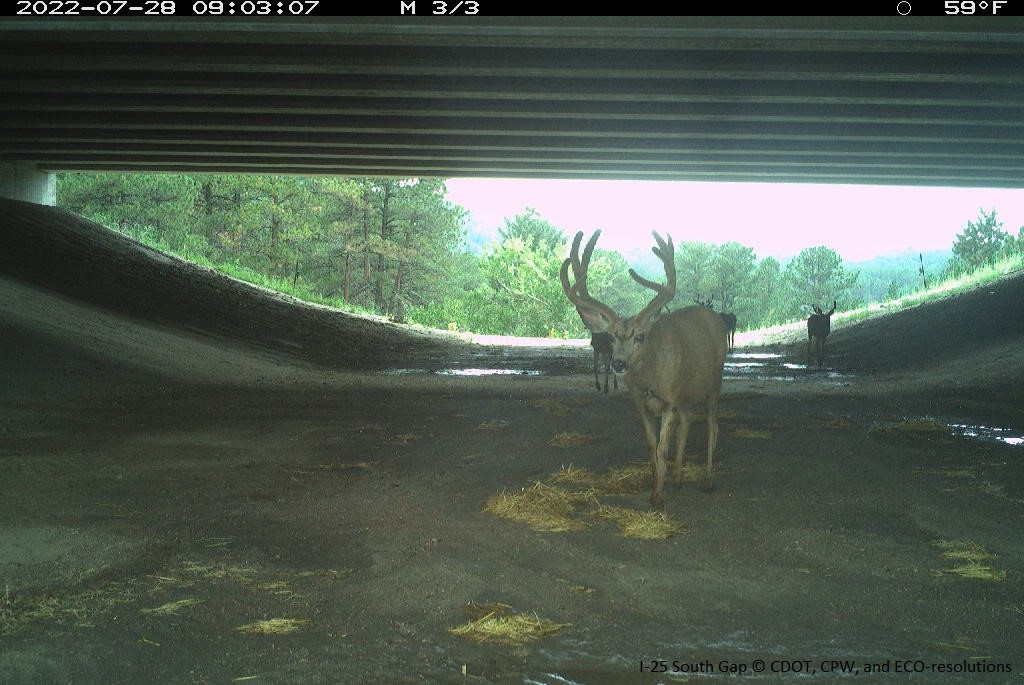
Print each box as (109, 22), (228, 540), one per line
(593, 352), (601, 391)
(637, 409), (661, 508)
(703, 397), (719, 492)
(649, 408), (677, 510)
(671, 408), (691, 487)
(637, 407), (665, 509)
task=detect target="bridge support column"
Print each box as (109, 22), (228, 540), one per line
(0, 162), (56, 205)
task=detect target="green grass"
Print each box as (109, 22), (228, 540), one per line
(835, 256), (1023, 328)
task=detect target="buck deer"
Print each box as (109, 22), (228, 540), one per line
(807, 300), (837, 367)
(561, 230), (727, 510)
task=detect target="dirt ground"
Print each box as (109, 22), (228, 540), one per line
(1, 198), (1023, 684)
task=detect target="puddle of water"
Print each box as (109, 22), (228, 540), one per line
(951, 423), (1024, 446)
(380, 368), (544, 377)
(378, 352), (850, 383)
(437, 368), (543, 377)
(724, 353), (847, 382)
(880, 417), (1024, 447)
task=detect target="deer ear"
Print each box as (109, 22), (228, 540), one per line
(578, 307), (613, 333)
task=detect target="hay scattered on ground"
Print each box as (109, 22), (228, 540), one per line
(183, 562), (258, 583)
(592, 505), (686, 539)
(450, 604), (569, 645)
(1, 558), (342, 637)
(1, 582), (137, 636)
(733, 428), (772, 439)
(549, 431), (598, 447)
(870, 418), (950, 438)
(179, 562), (312, 602)
(483, 483), (596, 532)
(530, 398), (575, 417)
(318, 461), (376, 471)
(939, 564), (1007, 581)
(387, 432), (424, 444)
(548, 462), (649, 494)
(915, 467), (975, 479)
(141, 598), (203, 616)
(235, 618), (310, 635)
(933, 540), (1005, 581)
(485, 465), (701, 539)
(673, 462), (710, 483)
(935, 539), (995, 561)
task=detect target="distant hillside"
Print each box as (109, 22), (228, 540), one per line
(846, 249), (950, 304)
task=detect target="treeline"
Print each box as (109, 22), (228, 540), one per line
(56, 173), (1021, 338)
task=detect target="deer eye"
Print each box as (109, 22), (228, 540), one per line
(634, 334), (645, 344)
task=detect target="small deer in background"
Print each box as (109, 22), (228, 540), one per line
(807, 300), (837, 367)
(694, 294), (736, 351)
(582, 319), (617, 393)
(566, 271), (618, 393)
(562, 230), (727, 510)
(719, 312), (737, 351)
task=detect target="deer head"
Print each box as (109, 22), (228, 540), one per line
(560, 229), (676, 376)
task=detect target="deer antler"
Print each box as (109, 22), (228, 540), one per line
(628, 231), (676, 324)
(561, 230), (620, 329)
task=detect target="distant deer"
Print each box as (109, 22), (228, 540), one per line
(694, 294), (736, 351)
(562, 230), (727, 510)
(580, 317), (617, 393)
(719, 312), (737, 351)
(806, 300), (837, 367)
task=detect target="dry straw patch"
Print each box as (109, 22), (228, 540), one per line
(235, 618), (310, 635)
(548, 461), (707, 494)
(483, 483), (596, 532)
(178, 561), (346, 602)
(141, 598), (203, 616)
(1, 582), (137, 636)
(548, 462), (649, 495)
(933, 540), (1006, 582)
(733, 427), (772, 439)
(450, 603), (569, 645)
(530, 398), (575, 417)
(592, 505), (686, 539)
(870, 418), (950, 438)
(549, 431), (599, 447)
(484, 464), (692, 539)
(317, 461), (376, 471)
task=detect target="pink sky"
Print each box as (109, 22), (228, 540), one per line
(445, 179), (1024, 262)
